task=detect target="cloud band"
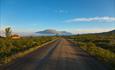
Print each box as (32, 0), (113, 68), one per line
(66, 16), (115, 23)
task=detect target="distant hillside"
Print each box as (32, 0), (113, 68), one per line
(36, 29), (72, 35)
(108, 30), (115, 33)
(99, 29), (115, 35)
(77, 29), (115, 36)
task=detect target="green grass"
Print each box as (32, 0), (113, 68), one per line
(77, 42), (115, 70)
(65, 34), (115, 70)
(0, 36), (56, 64)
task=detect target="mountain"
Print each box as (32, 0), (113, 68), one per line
(100, 29), (115, 35)
(36, 29), (72, 35)
(88, 29), (115, 36)
(36, 29), (59, 34)
(108, 30), (115, 34)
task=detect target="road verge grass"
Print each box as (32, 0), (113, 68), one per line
(0, 37), (57, 65)
(76, 42), (115, 70)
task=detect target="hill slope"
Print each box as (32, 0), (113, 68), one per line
(36, 29), (72, 35)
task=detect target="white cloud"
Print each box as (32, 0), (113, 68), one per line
(66, 16), (115, 23)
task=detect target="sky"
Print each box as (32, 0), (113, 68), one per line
(0, 0), (115, 34)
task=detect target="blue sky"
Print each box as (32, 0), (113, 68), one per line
(0, 0), (115, 34)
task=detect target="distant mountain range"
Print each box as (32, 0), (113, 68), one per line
(0, 29), (115, 37)
(36, 29), (72, 35)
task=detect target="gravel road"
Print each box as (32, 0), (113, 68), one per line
(0, 38), (109, 70)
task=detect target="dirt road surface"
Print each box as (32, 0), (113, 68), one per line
(0, 38), (109, 70)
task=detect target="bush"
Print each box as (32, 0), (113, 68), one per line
(0, 36), (55, 64)
(67, 34), (115, 70)
(78, 42), (115, 70)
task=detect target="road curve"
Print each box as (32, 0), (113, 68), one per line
(0, 38), (109, 70)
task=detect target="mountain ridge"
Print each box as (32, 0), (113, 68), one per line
(36, 29), (72, 35)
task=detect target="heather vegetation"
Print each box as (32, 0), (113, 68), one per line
(66, 34), (115, 70)
(0, 36), (56, 64)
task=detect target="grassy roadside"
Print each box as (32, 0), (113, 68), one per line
(0, 36), (57, 65)
(65, 34), (115, 70)
(68, 38), (115, 70)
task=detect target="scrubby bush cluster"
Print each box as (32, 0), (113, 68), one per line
(0, 36), (55, 64)
(66, 34), (115, 70)
(77, 42), (115, 70)
(69, 34), (115, 52)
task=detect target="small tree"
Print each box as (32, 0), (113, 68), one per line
(5, 27), (12, 38)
